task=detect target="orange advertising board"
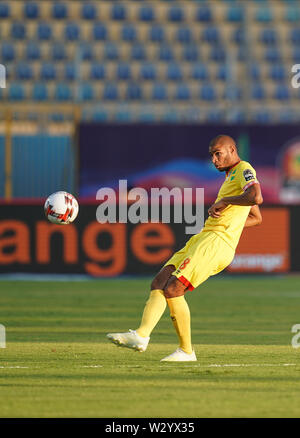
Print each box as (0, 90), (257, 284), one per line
(227, 208), (290, 273)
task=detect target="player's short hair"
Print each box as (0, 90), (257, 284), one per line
(209, 135), (237, 150)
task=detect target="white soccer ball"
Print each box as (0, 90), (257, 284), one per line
(44, 191), (79, 225)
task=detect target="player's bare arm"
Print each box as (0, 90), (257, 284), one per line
(244, 205), (262, 228)
(208, 184), (263, 218)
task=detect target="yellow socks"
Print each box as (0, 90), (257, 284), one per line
(136, 290), (193, 355)
(166, 295), (193, 354)
(136, 289), (167, 338)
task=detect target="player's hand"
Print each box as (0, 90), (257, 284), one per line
(208, 199), (227, 218)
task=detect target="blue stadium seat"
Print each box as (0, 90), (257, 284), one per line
(152, 83), (168, 100)
(80, 44), (94, 60)
(103, 83), (119, 100)
(51, 43), (67, 60)
(176, 27), (193, 44)
(139, 6), (155, 22)
(175, 84), (191, 100)
(54, 83), (72, 101)
(93, 23), (108, 40)
(26, 41), (40, 60)
(290, 28), (300, 44)
(202, 27), (220, 43)
(0, 3), (10, 18)
(191, 63), (209, 81)
(131, 44), (146, 61)
(182, 45), (199, 62)
(16, 63), (33, 80)
(52, 2), (68, 19)
(158, 46), (174, 61)
(64, 64), (77, 81)
(24, 2), (39, 19)
(232, 28), (245, 45)
(206, 109), (224, 123)
(195, 6), (212, 22)
(32, 82), (48, 101)
(121, 24), (137, 42)
(116, 63), (131, 80)
(81, 3), (97, 20)
(1, 42), (15, 61)
(226, 6), (244, 22)
(149, 25), (165, 42)
(114, 108), (131, 122)
(104, 43), (119, 60)
(273, 84), (290, 101)
(162, 109), (179, 123)
(79, 83), (94, 101)
(255, 7), (273, 22)
(210, 46), (226, 62)
(11, 22), (26, 39)
(167, 6), (184, 22)
(65, 23), (80, 41)
(223, 85), (242, 101)
(227, 109), (246, 124)
(37, 22), (52, 40)
(237, 47), (246, 62)
(264, 47), (281, 63)
(138, 112), (156, 123)
(248, 63), (261, 80)
(166, 63), (183, 81)
(92, 110), (109, 122)
(269, 64), (286, 81)
(292, 47), (300, 63)
(40, 63), (56, 80)
(285, 6), (300, 23)
(251, 83), (266, 100)
(200, 84), (216, 101)
(140, 63), (156, 80)
(9, 83), (25, 100)
(260, 29), (278, 45)
(216, 64), (230, 81)
(111, 4), (126, 20)
(126, 83), (143, 100)
(90, 63), (106, 80)
(253, 110), (272, 124)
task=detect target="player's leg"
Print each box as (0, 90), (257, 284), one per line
(106, 265), (174, 352)
(161, 276), (196, 361)
(136, 265), (175, 337)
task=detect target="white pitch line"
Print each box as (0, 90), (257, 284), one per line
(0, 363), (297, 370)
(0, 366), (29, 369)
(80, 363), (297, 369)
(81, 365), (103, 368)
(158, 363), (297, 368)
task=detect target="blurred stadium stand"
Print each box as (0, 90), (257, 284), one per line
(0, 0), (300, 198)
(0, 0), (299, 124)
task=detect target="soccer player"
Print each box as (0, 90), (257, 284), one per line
(107, 135), (263, 361)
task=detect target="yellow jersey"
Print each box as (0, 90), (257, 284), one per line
(202, 160), (260, 250)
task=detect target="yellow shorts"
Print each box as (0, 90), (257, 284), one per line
(164, 231), (235, 291)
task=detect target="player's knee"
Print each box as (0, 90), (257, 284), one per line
(150, 277), (161, 291)
(164, 278), (185, 299)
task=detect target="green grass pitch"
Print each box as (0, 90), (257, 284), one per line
(0, 276), (300, 418)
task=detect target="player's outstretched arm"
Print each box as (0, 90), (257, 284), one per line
(208, 184), (263, 218)
(244, 205), (262, 228)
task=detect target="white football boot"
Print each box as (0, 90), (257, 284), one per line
(160, 348), (197, 362)
(106, 329), (150, 352)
